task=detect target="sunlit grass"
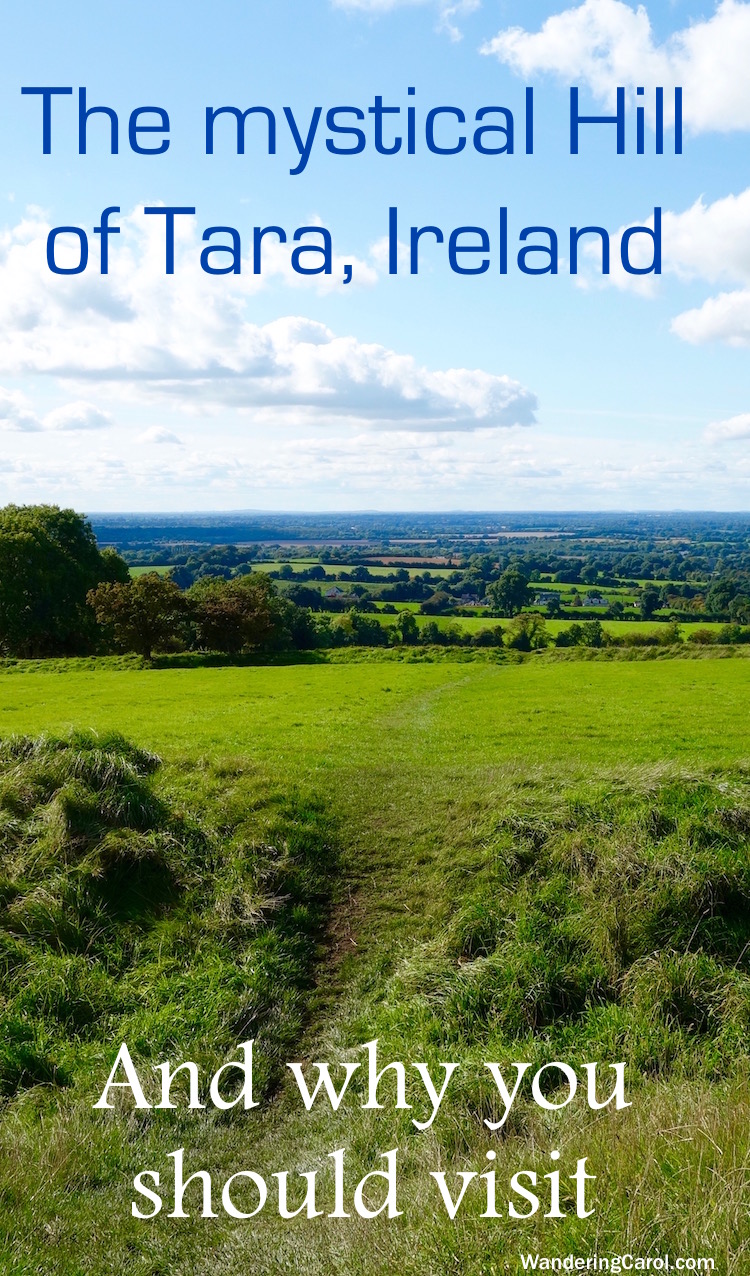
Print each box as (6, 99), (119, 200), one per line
(1, 654), (749, 1272)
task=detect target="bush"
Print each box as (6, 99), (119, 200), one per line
(471, 625), (505, 648)
(687, 627), (718, 646)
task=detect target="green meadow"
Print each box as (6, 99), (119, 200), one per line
(1, 655), (748, 766)
(128, 566), (172, 578)
(1, 652), (749, 1274)
(366, 612), (723, 639)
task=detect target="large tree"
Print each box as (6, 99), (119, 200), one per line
(187, 574), (288, 654)
(488, 567), (532, 617)
(0, 504), (128, 658)
(88, 573), (188, 660)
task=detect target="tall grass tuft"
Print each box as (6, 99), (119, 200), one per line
(362, 777), (750, 1095)
(0, 732), (336, 1100)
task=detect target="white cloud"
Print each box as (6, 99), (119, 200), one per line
(672, 289), (750, 346)
(482, 0), (750, 133)
(705, 412), (750, 442)
(0, 387), (111, 433)
(44, 401), (112, 431)
(332, 0), (479, 41)
(0, 209), (537, 432)
(570, 185), (750, 345)
(575, 188), (750, 291)
(0, 387), (41, 432)
(137, 427), (183, 445)
(657, 188), (750, 345)
(5, 426), (749, 509)
(660, 190), (750, 285)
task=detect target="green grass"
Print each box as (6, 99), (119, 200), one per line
(331, 610), (725, 639)
(129, 566), (171, 578)
(1, 654), (750, 1273)
(0, 732), (335, 1101)
(256, 562), (454, 579)
(1, 656), (749, 768)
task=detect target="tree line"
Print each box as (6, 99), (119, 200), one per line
(2, 506), (750, 662)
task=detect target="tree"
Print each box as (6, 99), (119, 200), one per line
(505, 613), (548, 651)
(729, 594), (750, 625)
(330, 609), (389, 647)
(639, 586), (660, 620)
(99, 547), (131, 584)
(707, 577), (737, 617)
(580, 619), (604, 648)
(471, 625), (504, 648)
(422, 590), (452, 615)
(396, 611), (419, 644)
(88, 574), (188, 660)
(188, 575), (286, 654)
(488, 567), (532, 616)
(0, 504), (128, 658)
(555, 623), (583, 648)
(285, 584), (326, 612)
(420, 620), (444, 646)
(546, 594), (562, 618)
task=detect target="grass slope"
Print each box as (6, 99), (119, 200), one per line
(1, 655), (749, 1273)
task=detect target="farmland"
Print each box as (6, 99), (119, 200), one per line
(112, 511), (750, 636)
(355, 611), (726, 639)
(2, 649), (750, 1274)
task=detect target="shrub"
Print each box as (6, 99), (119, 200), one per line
(687, 627), (718, 646)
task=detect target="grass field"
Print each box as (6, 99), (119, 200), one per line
(346, 611), (725, 639)
(255, 561), (455, 579)
(1, 654), (749, 1274)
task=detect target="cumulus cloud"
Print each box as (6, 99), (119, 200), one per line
(0, 387), (41, 432)
(332, 0), (479, 41)
(44, 401), (112, 431)
(0, 209), (537, 431)
(658, 189), (750, 345)
(660, 190), (750, 285)
(481, 0), (750, 133)
(705, 412), (750, 442)
(137, 427), (183, 445)
(673, 290), (750, 346)
(569, 185), (750, 345)
(0, 387), (110, 433)
(575, 188), (750, 291)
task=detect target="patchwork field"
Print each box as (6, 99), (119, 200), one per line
(1, 652), (749, 1274)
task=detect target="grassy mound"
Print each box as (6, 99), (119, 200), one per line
(0, 732), (335, 1102)
(353, 775), (750, 1104)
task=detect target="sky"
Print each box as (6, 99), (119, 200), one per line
(1, 0), (749, 511)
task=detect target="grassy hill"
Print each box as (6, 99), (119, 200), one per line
(1, 653), (749, 1273)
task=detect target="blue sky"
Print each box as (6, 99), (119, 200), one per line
(0, 0), (749, 510)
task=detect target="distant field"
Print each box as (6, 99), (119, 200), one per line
(255, 561), (454, 579)
(129, 565), (170, 577)
(322, 610), (725, 638)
